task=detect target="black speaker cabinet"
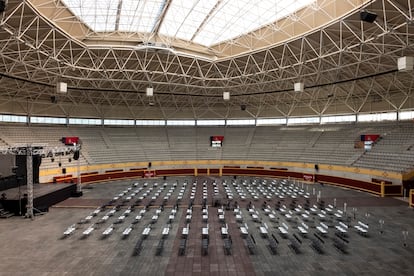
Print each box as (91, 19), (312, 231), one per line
(73, 150), (80, 160)
(360, 10), (377, 23)
(0, 1), (6, 13)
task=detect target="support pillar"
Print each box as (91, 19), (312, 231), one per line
(76, 156), (82, 193)
(26, 146), (34, 219)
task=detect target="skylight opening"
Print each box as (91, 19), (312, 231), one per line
(62, 0), (315, 46)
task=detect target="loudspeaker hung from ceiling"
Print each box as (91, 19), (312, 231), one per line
(0, 0), (6, 13)
(146, 87), (155, 106)
(360, 10), (377, 23)
(397, 56), (414, 71)
(223, 92), (230, 101)
(56, 82), (67, 94)
(294, 82), (304, 92)
(360, 0), (377, 23)
(146, 87), (154, 97)
(51, 82), (67, 104)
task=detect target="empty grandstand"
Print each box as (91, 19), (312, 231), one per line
(0, 0), (413, 275)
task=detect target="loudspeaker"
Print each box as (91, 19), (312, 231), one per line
(146, 87), (153, 97)
(314, 164), (319, 171)
(50, 96), (57, 103)
(0, 1), (6, 13)
(62, 168), (66, 174)
(223, 91), (230, 100)
(148, 162), (152, 168)
(56, 82), (67, 94)
(241, 104), (246, 111)
(163, 176), (167, 180)
(294, 82), (304, 92)
(32, 155), (41, 184)
(73, 150), (80, 160)
(15, 154), (41, 184)
(360, 10), (377, 23)
(398, 56), (414, 71)
(33, 155), (42, 169)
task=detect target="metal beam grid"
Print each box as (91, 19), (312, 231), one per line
(0, 0), (413, 119)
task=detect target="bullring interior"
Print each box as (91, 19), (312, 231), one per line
(0, 0), (414, 275)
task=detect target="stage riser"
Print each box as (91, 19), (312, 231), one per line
(0, 184), (76, 215)
(0, 177), (19, 191)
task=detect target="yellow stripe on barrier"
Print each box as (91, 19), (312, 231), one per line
(41, 165), (405, 197)
(40, 159), (404, 181)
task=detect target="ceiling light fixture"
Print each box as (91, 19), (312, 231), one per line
(146, 87), (154, 97)
(397, 56), (413, 71)
(294, 82), (304, 92)
(223, 92), (230, 100)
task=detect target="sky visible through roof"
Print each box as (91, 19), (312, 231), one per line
(62, 0), (315, 46)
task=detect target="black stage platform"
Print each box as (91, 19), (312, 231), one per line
(0, 183), (77, 215)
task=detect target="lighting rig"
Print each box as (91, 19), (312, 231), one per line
(0, 144), (81, 219)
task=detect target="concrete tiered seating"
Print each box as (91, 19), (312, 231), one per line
(2, 121), (414, 173)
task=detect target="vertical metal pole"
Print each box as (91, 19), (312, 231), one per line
(26, 146), (34, 219)
(77, 150), (81, 193)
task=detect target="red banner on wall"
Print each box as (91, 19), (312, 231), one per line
(62, 136), (79, 145)
(210, 136), (224, 147)
(360, 134), (380, 142)
(211, 135), (224, 141)
(303, 174), (314, 182)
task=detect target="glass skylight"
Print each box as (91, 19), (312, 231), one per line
(63, 0), (118, 32)
(118, 0), (165, 33)
(160, 0), (217, 41)
(62, 0), (315, 46)
(192, 0), (314, 46)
